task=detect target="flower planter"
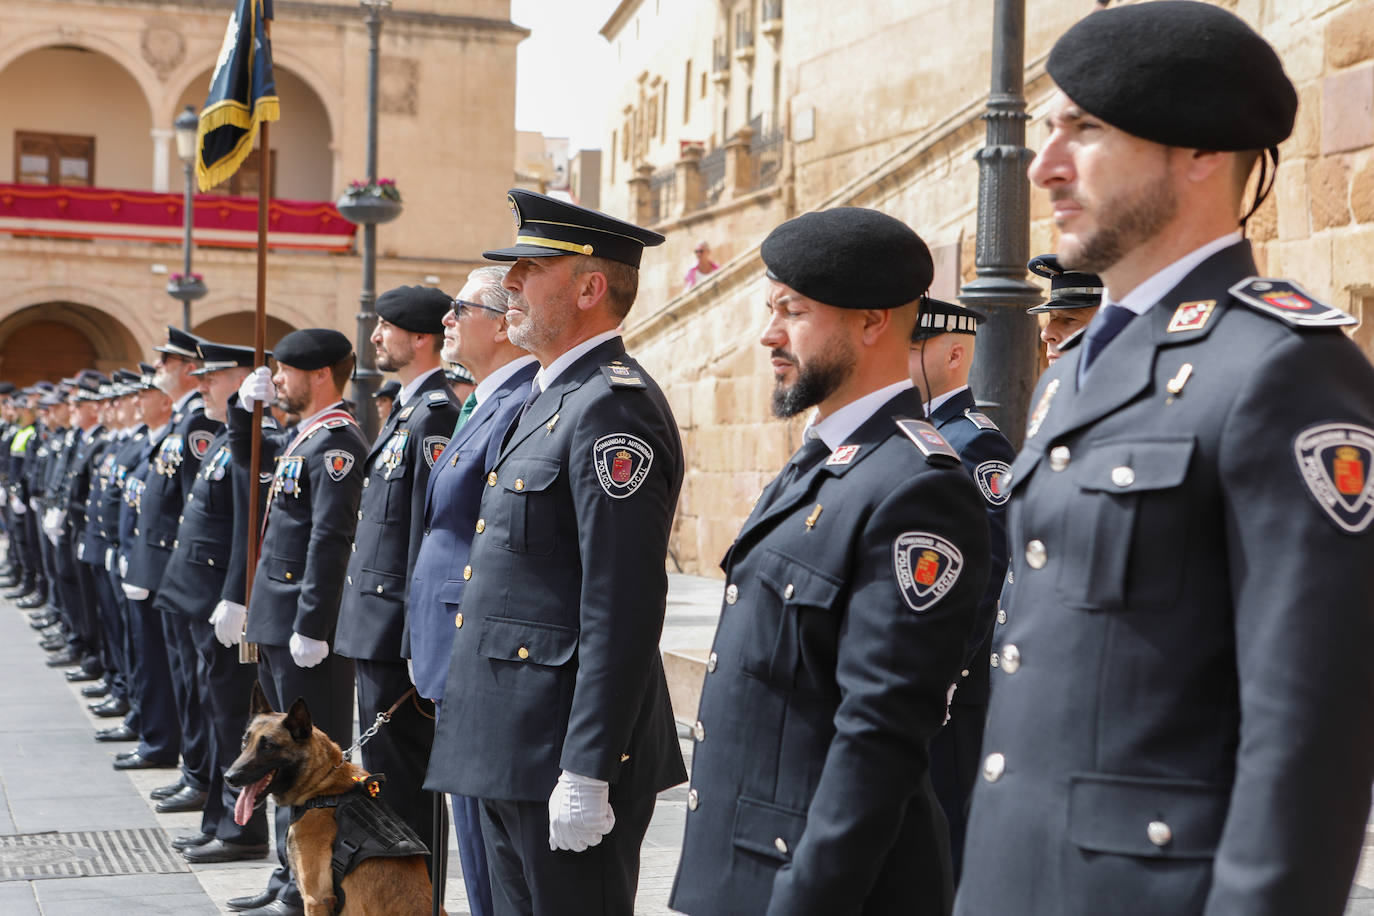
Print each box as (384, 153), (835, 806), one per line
(165, 277), (208, 302)
(336, 193), (403, 225)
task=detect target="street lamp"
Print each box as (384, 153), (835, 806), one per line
(167, 104), (207, 331)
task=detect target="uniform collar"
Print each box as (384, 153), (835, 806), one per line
(1109, 231), (1242, 317)
(804, 379), (914, 451)
(924, 384), (970, 418)
(475, 355), (538, 406)
(534, 329), (622, 393)
(397, 367), (444, 408)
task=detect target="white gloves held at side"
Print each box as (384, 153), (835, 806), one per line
(237, 366), (276, 411)
(121, 583), (150, 601)
(548, 770), (615, 852)
(9, 494), (25, 515)
(289, 632), (329, 668)
(210, 600), (247, 648)
(944, 682), (958, 727)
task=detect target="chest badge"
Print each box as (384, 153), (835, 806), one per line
(1026, 378), (1060, 439)
(1294, 423), (1374, 533)
(804, 503), (823, 529)
(826, 445), (860, 466)
(1167, 300), (1216, 333)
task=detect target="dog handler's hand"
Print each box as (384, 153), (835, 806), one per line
(548, 770), (615, 852)
(289, 632), (329, 668)
(237, 366), (275, 411)
(211, 600), (247, 648)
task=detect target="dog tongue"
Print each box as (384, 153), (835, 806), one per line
(234, 772), (273, 826)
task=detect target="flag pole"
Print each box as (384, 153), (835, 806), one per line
(240, 22), (271, 667)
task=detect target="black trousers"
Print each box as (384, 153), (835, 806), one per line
(355, 658), (436, 852)
(256, 643), (355, 908)
(126, 595), (180, 763)
(24, 509), (45, 597)
(188, 615), (268, 845)
(89, 555), (130, 700)
(162, 610), (212, 792)
(479, 792), (656, 916)
(930, 698), (988, 882)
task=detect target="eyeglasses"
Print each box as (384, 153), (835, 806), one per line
(694, 248), (708, 254)
(450, 298), (506, 320)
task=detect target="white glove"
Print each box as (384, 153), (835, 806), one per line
(211, 600), (247, 648)
(121, 583), (150, 601)
(548, 770), (615, 852)
(9, 495), (25, 515)
(118, 555), (128, 578)
(944, 682), (958, 727)
(27, 497), (38, 513)
(406, 657), (416, 686)
(289, 632), (330, 668)
(42, 508), (65, 539)
(237, 366), (276, 411)
(104, 548), (114, 572)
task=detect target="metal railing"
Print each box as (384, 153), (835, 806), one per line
(698, 146), (726, 207)
(748, 115), (785, 191)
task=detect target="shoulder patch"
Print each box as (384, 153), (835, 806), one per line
(187, 429), (214, 459)
(592, 432), (653, 497)
(1229, 278), (1356, 329)
(323, 449), (355, 482)
(1293, 422), (1374, 534)
(426, 390), (450, 405)
(599, 363), (646, 389)
(323, 417), (351, 429)
(422, 435), (448, 468)
(964, 408), (999, 431)
(893, 532), (964, 613)
(895, 419), (960, 465)
(974, 459), (1011, 506)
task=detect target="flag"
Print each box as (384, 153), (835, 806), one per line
(196, 0), (280, 191)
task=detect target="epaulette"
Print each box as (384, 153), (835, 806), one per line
(425, 390), (450, 405)
(600, 361), (646, 389)
(1228, 277), (1356, 329)
(895, 418), (961, 466)
(964, 408), (999, 431)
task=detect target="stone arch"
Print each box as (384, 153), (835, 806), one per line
(0, 300), (143, 385)
(192, 311), (298, 350)
(189, 293), (317, 344)
(0, 31), (160, 124)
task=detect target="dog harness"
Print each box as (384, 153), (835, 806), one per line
(290, 775), (429, 912)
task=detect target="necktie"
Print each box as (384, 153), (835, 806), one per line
(501, 384), (544, 451)
(758, 435), (831, 513)
(452, 393), (477, 435)
(1078, 304), (1136, 377)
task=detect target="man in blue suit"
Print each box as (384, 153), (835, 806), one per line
(406, 264), (536, 916)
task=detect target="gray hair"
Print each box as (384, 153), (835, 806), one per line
(468, 265), (513, 313)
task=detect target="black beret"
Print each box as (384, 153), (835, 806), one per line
(372, 380), (401, 400)
(913, 297), (986, 341)
(154, 326), (204, 360)
(194, 341), (266, 374)
(273, 329), (353, 371)
(1027, 254), (1103, 313)
(1048, 1), (1296, 151)
(761, 208), (932, 309)
(485, 189), (665, 269)
(376, 285), (451, 334)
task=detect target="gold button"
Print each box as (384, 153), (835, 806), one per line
(463, 565), (472, 580)
(475, 518), (485, 534)
(724, 584), (738, 605)
(178, 515), (184, 524)
(693, 720), (705, 742)
(1147, 821), (1172, 847)
(982, 752), (1005, 782)
(285, 572), (293, 580)
(375, 585), (383, 594)
(1001, 644), (1021, 674)
(517, 646), (530, 660)
(514, 478), (525, 491)
(687, 788), (699, 811)
(961, 668), (970, 678)
(362, 478), (369, 488)
(707, 651), (718, 673)
(1025, 539), (1047, 569)
(990, 652), (1000, 668)
(487, 472), (497, 486)
(773, 837), (788, 855)
(620, 753), (630, 763)
(454, 613), (463, 628)
(783, 583), (794, 599)
(1049, 445), (1071, 471)
(996, 608), (1007, 625)
(1111, 466), (1135, 487)
(207, 558), (214, 567)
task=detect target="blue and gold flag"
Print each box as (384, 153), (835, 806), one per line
(196, 0), (280, 191)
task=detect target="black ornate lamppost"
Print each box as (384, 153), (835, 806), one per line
(167, 104), (208, 331)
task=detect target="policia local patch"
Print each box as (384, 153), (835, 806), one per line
(893, 531), (963, 613)
(1294, 422), (1374, 534)
(593, 433), (653, 498)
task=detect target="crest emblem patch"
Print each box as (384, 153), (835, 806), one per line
(827, 445), (861, 466)
(324, 449), (355, 482)
(974, 459), (1011, 506)
(1293, 423), (1374, 533)
(422, 436), (449, 468)
(1167, 299), (1216, 333)
(592, 433), (653, 498)
(893, 532), (964, 613)
(187, 429), (215, 459)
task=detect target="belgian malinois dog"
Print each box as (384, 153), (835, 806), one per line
(225, 683), (443, 915)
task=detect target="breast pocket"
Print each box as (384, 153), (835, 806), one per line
(493, 458), (560, 556)
(1057, 437), (1195, 611)
(739, 547), (843, 695)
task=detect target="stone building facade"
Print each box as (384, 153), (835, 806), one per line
(0, 0), (526, 381)
(600, 0), (1374, 575)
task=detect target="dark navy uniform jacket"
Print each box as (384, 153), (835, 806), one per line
(125, 393), (220, 592)
(230, 402), (367, 648)
(63, 426), (107, 564)
(405, 360), (536, 701)
(336, 370), (460, 661)
(670, 388), (990, 916)
(928, 387), (1013, 706)
(424, 338), (686, 804)
(956, 241), (1374, 916)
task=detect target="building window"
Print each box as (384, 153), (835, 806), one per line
(701, 71), (708, 98)
(15, 131), (95, 186)
(661, 83), (669, 140)
(684, 61), (692, 123)
(203, 148), (277, 197)
(610, 131), (616, 181)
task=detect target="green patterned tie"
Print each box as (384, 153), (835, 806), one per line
(453, 393), (477, 434)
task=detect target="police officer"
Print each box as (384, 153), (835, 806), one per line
(1026, 254), (1102, 365)
(6, 390), (41, 605)
(670, 208), (990, 916)
(224, 329), (367, 916)
(336, 285), (459, 854)
(407, 264), (537, 916)
(59, 373), (112, 685)
(75, 379), (125, 704)
(957, 5), (1374, 914)
(424, 190), (685, 916)
(371, 379), (400, 427)
(907, 297), (1014, 881)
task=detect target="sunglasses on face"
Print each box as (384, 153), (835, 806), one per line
(450, 298), (506, 320)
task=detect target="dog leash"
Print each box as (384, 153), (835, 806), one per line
(335, 687), (431, 766)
